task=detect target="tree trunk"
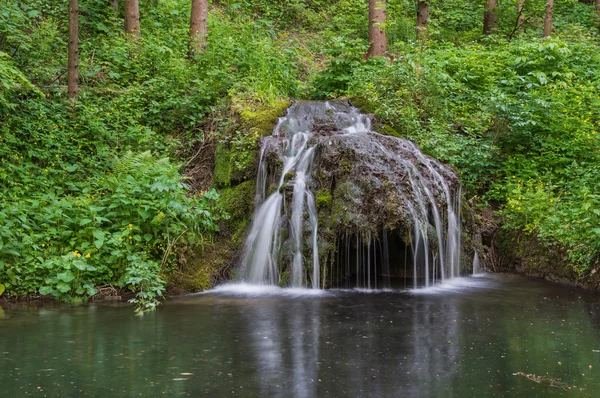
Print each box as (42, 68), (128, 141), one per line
(416, 1), (429, 41)
(595, 0), (600, 28)
(190, 0), (208, 55)
(68, 0), (79, 101)
(483, 0), (497, 35)
(368, 0), (387, 57)
(124, 0), (140, 37)
(544, 0), (554, 36)
(112, 0), (118, 11)
(518, 0), (526, 26)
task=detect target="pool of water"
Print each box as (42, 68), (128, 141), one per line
(1, 274), (600, 397)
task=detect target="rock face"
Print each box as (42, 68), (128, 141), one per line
(241, 101), (479, 289)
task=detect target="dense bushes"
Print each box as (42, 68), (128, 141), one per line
(0, 151), (224, 313)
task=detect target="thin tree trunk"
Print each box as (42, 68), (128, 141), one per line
(190, 0), (208, 55)
(544, 0), (554, 37)
(416, 1), (429, 41)
(483, 0), (498, 35)
(112, 0), (118, 11)
(368, 0), (387, 57)
(595, 0), (600, 28)
(68, 0), (79, 101)
(518, 0), (526, 26)
(124, 0), (140, 37)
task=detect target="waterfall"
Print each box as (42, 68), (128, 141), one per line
(240, 101), (464, 289)
(473, 251), (481, 275)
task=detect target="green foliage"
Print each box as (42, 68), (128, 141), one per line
(123, 255), (166, 315)
(0, 51), (42, 110)
(37, 255), (98, 302)
(312, 37), (370, 98)
(0, 150), (224, 313)
(316, 190), (333, 210)
(344, 35), (600, 274)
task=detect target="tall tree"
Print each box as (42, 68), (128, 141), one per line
(190, 0), (208, 55)
(368, 0), (387, 57)
(508, 0), (527, 39)
(544, 0), (554, 36)
(112, 0), (118, 11)
(124, 0), (140, 37)
(517, 0), (526, 26)
(483, 0), (498, 35)
(68, 0), (79, 100)
(416, 1), (430, 41)
(596, 0), (600, 28)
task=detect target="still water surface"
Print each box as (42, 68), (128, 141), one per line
(1, 274), (600, 397)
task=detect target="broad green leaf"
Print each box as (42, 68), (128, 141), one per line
(39, 286), (53, 295)
(93, 230), (106, 249)
(57, 282), (71, 293)
(57, 271), (75, 283)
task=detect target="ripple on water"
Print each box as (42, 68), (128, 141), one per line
(205, 276), (494, 298)
(204, 283), (332, 298)
(410, 276), (493, 295)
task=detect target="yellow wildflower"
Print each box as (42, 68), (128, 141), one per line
(85, 253), (91, 259)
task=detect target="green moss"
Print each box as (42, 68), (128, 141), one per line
(329, 181), (356, 228)
(381, 124), (403, 138)
(219, 180), (256, 243)
(284, 170), (295, 182)
(348, 97), (375, 114)
(340, 157), (353, 173)
(316, 190), (332, 210)
(214, 143), (232, 188)
(166, 242), (236, 294)
(239, 100), (291, 136)
(278, 271), (289, 287)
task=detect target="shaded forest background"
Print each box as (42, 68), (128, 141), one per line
(1, 0), (599, 311)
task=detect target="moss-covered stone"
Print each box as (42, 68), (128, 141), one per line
(347, 97), (375, 114)
(316, 190), (332, 210)
(166, 241), (238, 295)
(284, 170), (295, 183)
(218, 180), (256, 244)
(237, 100), (291, 136)
(381, 124), (403, 138)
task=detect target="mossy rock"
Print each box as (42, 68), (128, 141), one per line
(316, 190), (332, 210)
(213, 100), (291, 187)
(381, 124), (403, 138)
(238, 100), (291, 136)
(218, 180), (256, 243)
(166, 241), (238, 295)
(347, 97), (375, 114)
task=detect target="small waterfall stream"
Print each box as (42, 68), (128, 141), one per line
(241, 102), (463, 289)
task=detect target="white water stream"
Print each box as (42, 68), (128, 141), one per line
(241, 102), (463, 289)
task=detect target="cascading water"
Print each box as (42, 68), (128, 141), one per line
(241, 101), (464, 289)
(472, 251), (482, 275)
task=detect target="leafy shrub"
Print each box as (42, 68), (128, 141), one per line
(0, 151), (224, 313)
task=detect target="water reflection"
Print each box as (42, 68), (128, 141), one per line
(1, 275), (600, 397)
